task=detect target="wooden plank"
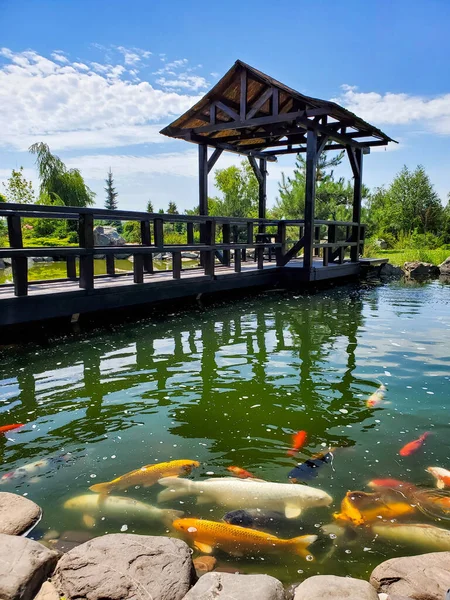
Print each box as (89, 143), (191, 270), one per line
(303, 130), (318, 270)
(280, 236), (305, 266)
(172, 251), (182, 279)
(258, 158), (267, 230)
(214, 101), (240, 122)
(272, 88), (279, 116)
(106, 254), (115, 276)
(246, 87), (273, 120)
(141, 220), (153, 273)
(240, 68), (247, 119)
(133, 254), (144, 283)
(247, 156), (262, 184)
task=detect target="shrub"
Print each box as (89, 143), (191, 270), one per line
(23, 237), (77, 247)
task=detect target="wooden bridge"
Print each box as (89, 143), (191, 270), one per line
(0, 60), (394, 329)
(0, 203), (365, 326)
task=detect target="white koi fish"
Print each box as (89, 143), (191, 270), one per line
(64, 494), (184, 528)
(373, 523), (450, 552)
(157, 476), (332, 518)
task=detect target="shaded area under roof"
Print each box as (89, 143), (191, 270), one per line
(160, 60), (396, 161)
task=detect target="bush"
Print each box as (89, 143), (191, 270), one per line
(122, 221), (141, 243)
(23, 237), (77, 247)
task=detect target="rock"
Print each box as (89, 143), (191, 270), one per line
(53, 533), (195, 600)
(370, 551), (450, 600)
(0, 491), (42, 535)
(53, 529), (94, 553)
(93, 226), (126, 247)
(34, 581), (60, 600)
(0, 259), (5, 269)
(379, 263), (404, 281)
(0, 533), (58, 600)
(183, 572), (284, 600)
(193, 555), (217, 575)
(293, 575), (379, 599)
(181, 252), (200, 259)
(3, 257), (12, 266)
(403, 261), (440, 279)
(439, 256), (450, 276)
(375, 239), (388, 249)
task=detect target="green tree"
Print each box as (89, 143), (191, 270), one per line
(210, 161), (259, 217)
(29, 143), (95, 207)
(104, 169), (118, 211)
(167, 201), (178, 214)
(146, 200), (154, 213)
(0, 192), (6, 202)
(2, 167), (35, 204)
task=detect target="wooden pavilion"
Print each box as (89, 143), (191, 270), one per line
(161, 60), (395, 268)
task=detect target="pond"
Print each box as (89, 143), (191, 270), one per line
(0, 280), (449, 585)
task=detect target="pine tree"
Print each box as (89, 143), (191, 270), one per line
(105, 169), (118, 211)
(146, 200), (154, 213)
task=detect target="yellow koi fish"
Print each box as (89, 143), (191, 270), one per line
(89, 459), (199, 495)
(172, 518), (317, 559)
(334, 491), (415, 526)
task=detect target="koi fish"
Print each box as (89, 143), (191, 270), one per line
(172, 518), (317, 559)
(0, 454), (73, 484)
(427, 467), (450, 489)
(399, 432), (431, 456)
(413, 489), (450, 521)
(372, 523), (450, 552)
(366, 385), (387, 408)
(223, 509), (294, 533)
(287, 430), (307, 456)
(288, 451), (333, 483)
(89, 459), (200, 495)
(0, 424), (24, 435)
(158, 476), (332, 518)
(333, 491), (415, 526)
(368, 478), (417, 492)
(227, 466), (255, 479)
(64, 494), (184, 528)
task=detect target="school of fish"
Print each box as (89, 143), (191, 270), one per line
(2, 381), (450, 563)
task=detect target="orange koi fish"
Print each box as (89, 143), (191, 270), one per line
(399, 432), (431, 457)
(368, 478), (417, 492)
(172, 518), (317, 558)
(287, 430), (307, 456)
(227, 466), (255, 479)
(366, 384), (387, 408)
(427, 467), (450, 490)
(333, 490), (415, 526)
(0, 424), (24, 435)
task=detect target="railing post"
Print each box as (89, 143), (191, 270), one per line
(276, 221), (286, 266)
(106, 254), (115, 276)
(79, 213), (94, 291)
(234, 248), (241, 273)
(133, 254), (144, 283)
(256, 244), (264, 270)
(314, 225), (321, 257)
(141, 220), (153, 274)
(328, 224), (337, 265)
(203, 219), (215, 277)
(359, 224), (366, 256)
(245, 221), (253, 262)
(66, 256), (77, 280)
(173, 251), (182, 279)
(153, 217), (164, 248)
(222, 223), (231, 267)
(187, 222), (194, 244)
(7, 215), (27, 297)
(303, 129), (318, 269)
(350, 148), (363, 262)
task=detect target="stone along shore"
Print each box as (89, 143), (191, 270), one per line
(1, 491), (450, 600)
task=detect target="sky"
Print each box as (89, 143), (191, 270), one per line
(1, 0), (449, 212)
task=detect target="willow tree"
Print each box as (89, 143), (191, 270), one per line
(29, 143), (95, 207)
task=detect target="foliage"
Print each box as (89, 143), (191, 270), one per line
(365, 247), (449, 266)
(2, 167), (36, 204)
(0, 219), (6, 247)
(22, 236), (78, 247)
(30, 143), (95, 207)
(210, 161), (259, 217)
(104, 169), (118, 211)
(146, 200), (154, 213)
(122, 221), (141, 243)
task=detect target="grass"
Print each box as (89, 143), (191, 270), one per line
(366, 247), (449, 266)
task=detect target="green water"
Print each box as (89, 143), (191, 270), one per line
(0, 280), (449, 585)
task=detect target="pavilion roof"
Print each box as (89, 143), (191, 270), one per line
(160, 60), (396, 161)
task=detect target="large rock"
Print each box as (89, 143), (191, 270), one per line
(93, 226), (126, 247)
(293, 575), (379, 599)
(370, 551), (450, 600)
(53, 533), (195, 600)
(0, 491), (42, 535)
(0, 533), (58, 600)
(404, 261), (440, 279)
(34, 581), (60, 600)
(183, 572), (284, 600)
(375, 239), (388, 249)
(380, 263), (404, 281)
(0, 258), (5, 269)
(439, 256), (450, 276)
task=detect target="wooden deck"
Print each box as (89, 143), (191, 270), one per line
(0, 258), (360, 327)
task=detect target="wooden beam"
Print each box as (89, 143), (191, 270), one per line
(246, 87), (273, 120)
(210, 104), (216, 124)
(272, 88), (279, 116)
(258, 158), (267, 228)
(247, 156), (262, 184)
(303, 130), (318, 270)
(350, 148), (363, 262)
(280, 237), (305, 266)
(346, 146), (360, 178)
(240, 68), (247, 119)
(214, 101), (240, 122)
(207, 148), (223, 173)
(199, 144), (208, 215)
(317, 135), (330, 155)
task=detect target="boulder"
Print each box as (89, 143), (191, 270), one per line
(0, 258), (5, 269)
(183, 572), (284, 600)
(0, 533), (58, 600)
(34, 581), (60, 600)
(53, 533), (195, 600)
(379, 263), (404, 281)
(370, 551), (450, 600)
(375, 239), (388, 249)
(293, 575), (379, 599)
(0, 491), (42, 535)
(93, 226), (126, 247)
(439, 256), (450, 276)
(403, 261), (440, 279)
(193, 555), (217, 576)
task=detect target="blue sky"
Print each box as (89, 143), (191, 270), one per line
(1, 0), (449, 212)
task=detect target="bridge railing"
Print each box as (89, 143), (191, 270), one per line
(0, 203), (365, 297)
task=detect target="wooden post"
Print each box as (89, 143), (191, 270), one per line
(303, 129), (318, 270)
(199, 144), (208, 216)
(257, 245), (264, 270)
(327, 224), (337, 265)
(276, 221), (286, 266)
(314, 225), (321, 257)
(106, 254), (115, 276)
(7, 215), (27, 296)
(203, 219), (215, 277)
(222, 223), (231, 266)
(141, 220), (153, 273)
(234, 248), (241, 273)
(66, 256), (77, 280)
(350, 148), (363, 262)
(258, 158), (267, 233)
(133, 254), (144, 283)
(79, 213), (94, 291)
(187, 222), (194, 244)
(153, 217), (164, 247)
(245, 221), (253, 262)
(172, 251), (181, 279)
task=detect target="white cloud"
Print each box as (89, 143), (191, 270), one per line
(115, 45), (152, 66)
(0, 48), (201, 152)
(156, 74), (209, 91)
(51, 52), (69, 64)
(335, 85), (450, 134)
